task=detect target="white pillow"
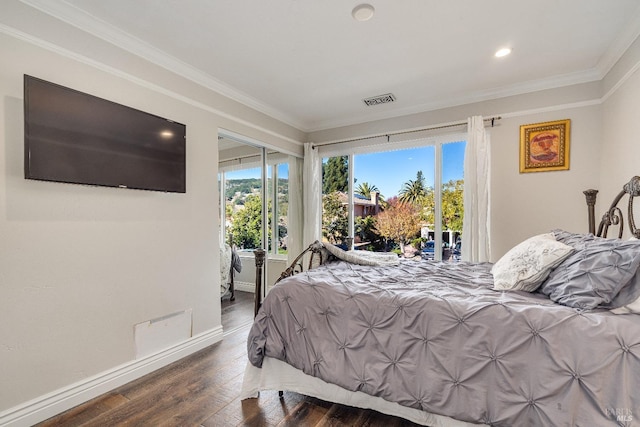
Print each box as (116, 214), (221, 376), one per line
(492, 233), (574, 292)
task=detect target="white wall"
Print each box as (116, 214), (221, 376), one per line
(599, 36), (640, 217)
(0, 32), (218, 411)
(309, 89), (606, 261)
(489, 106), (601, 257)
(0, 4), (303, 420)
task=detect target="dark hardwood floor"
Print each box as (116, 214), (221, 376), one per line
(36, 290), (422, 427)
(221, 290), (255, 332)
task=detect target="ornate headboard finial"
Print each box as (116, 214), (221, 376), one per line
(623, 176), (640, 197)
(583, 189), (599, 235)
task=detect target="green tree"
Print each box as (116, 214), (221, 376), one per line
(355, 215), (381, 247)
(442, 179), (464, 231)
(230, 194), (271, 249)
(419, 186), (435, 225)
(323, 156), (348, 194)
(225, 178), (262, 198)
(399, 170), (428, 204)
(322, 192), (349, 244)
(355, 182), (379, 198)
(398, 171), (434, 224)
(355, 181), (386, 207)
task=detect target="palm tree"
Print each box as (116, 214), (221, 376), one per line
(355, 182), (379, 198)
(355, 181), (386, 208)
(399, 171), (427, 204)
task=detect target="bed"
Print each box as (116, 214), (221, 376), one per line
(241, 177), (640, 426)
(220, 241), (242, 301)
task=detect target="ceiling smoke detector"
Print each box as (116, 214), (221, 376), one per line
(352, 4), (375, 21)
(363, 93), (396, 106)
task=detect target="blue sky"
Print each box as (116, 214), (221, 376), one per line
(224, 141), (466, 198)
(354, 141), (465, 198)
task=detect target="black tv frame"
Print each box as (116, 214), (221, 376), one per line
(24, 75), (186, 193)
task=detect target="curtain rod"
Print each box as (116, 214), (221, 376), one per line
(313, 116), (501, 148)
(219, 150), (281, 164)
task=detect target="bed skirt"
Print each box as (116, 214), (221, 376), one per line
(240, 357), (485, 427)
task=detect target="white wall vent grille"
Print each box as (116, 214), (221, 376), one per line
(363, 93), (396, 106)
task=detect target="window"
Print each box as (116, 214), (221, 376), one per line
(320, 136), (465, 261)
(267, 163), (289, 255)
(321, 156), (350, 246)
(222, 167), (263, 250)
(220, 162), (289, 257)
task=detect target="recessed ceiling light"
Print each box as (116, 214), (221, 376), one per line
(495, 48), (512, 58)
(352, 4), (375, 22)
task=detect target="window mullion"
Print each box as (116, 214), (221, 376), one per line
(220, 171), (226, 246)
(271, 165), (278, 255)
(261, 148), (268, 301)
(434, 143), (443, 261)
(348, 154), (355, 250)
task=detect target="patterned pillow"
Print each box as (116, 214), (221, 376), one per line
(540, 231), (640, 309)
(492, 233), (574, 292)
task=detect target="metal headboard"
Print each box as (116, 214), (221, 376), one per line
(584, 176), (640, 239)
(253, 241), (332, 316)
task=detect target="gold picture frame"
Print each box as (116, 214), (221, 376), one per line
(519, 119), (570, 173)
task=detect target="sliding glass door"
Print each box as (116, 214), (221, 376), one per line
(319, 135), (465, 261)
(218, 132), (293, 310)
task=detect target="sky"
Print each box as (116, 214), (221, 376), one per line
(224, 141), (466, 198)
(353, 141), (466, 198)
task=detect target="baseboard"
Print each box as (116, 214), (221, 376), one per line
(235, 281), (255, 293)
(0, 326), (223, 427)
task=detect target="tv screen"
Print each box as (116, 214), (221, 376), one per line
(24, 75), (186, 193)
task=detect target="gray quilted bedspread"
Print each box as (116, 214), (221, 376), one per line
(247, 260), (640, 426)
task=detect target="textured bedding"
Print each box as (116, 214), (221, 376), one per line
(247, 259), (640, 426)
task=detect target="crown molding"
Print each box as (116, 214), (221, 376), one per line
(19, 0), (308, 131)
(17, 0), (640, 135)
(594, 3), (640, 79)
(306, 68), (602, 132)
(0, 22), (305, 148)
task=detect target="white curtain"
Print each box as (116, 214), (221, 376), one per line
(287, 155), (304, 266)
(303, 143), (322, 247)
(462, 116), (491, 262)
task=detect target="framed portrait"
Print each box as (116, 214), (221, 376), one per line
(519, 119), (570, 173)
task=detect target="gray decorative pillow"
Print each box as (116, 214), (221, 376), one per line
(611, 294), (640, 314)
(605, 236), (640, 310)
(551, 229), (596, 247)
(492, 233), (574, 292)
(551, 229), (640, 309)
(602, 268), (640, 309)
(540, 231), (640, 309)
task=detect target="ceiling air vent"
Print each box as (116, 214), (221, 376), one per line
(363, 93), (396, 106)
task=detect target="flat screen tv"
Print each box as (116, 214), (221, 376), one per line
(24, 75), (186, 193)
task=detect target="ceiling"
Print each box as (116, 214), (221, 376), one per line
(22, 0), (640, 132)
